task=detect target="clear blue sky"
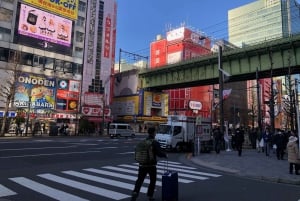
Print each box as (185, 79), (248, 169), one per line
(115, 0), (255, 59)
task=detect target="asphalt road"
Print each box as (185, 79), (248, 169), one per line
(0, 136), (299, 201)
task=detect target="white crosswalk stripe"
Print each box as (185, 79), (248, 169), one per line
(0, 184), (16, 197)
(1, 161), (222, 200)
(9, 177), (89, 201)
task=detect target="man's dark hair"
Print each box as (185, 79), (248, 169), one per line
(148, 127), (156, 135)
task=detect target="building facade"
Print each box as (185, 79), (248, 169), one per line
(228, 0), (300, 129)
(150, 27), (213, 118)
(0, 0), (116, 135)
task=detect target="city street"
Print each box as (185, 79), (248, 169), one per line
(0, 135), (299, 201)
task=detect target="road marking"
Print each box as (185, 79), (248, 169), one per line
(9, 177), (88, 201)
(0, 151), (101, 159)
(157, 162), (197, 170)
(0, 184), (16, 197)
(0, 146), (76, 151)
(117, 151), (135, 154)
(38, 173), (129, 200)
(119, 164), (205, 182)
(156, 164), (222, 177)
(101, 166), (162, 186)
(63, 170), (147, 193)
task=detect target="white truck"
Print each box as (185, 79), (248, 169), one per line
(155, 115), (213, 152)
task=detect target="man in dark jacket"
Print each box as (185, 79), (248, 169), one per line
(131, 127), (167, 201)
(234, 128), (245, 156)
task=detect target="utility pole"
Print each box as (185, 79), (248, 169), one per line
(269, 51), (275, 134)
(256, 68), (263, 135)
(218, 45), (224, 134)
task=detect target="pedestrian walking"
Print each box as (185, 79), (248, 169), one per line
(273, 129), (285, 160)
(213, 127), (222, 154)
(131, 127), (167, 201)
(286, 136), (300, 175)
(263, 127), (273, 156)
(234, 128), (245, 156)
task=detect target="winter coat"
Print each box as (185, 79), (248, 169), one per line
(287, 141), (300, 164)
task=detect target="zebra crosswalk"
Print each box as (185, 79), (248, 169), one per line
(1, 161), (222, 201)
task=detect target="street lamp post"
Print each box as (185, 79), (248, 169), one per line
(25, 91), (32, 136)
(102, 97), (105, 135)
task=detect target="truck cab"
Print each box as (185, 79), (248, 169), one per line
(155, 115), (213, 152)
(155, 115), (194, 151)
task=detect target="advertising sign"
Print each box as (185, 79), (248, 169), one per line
(56, 79), (80, 111)
(23, 0), (79, 20)
(18, 4), (72, 47)
(14, 73), (56, 111)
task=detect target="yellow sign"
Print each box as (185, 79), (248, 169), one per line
(23, 0), (79, 20)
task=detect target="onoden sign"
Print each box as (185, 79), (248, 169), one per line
(23, 0), (79, 20)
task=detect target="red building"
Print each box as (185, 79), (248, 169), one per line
(150, 27), (212, 117)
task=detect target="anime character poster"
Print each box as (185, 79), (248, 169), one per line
(14, 73), (56, 111)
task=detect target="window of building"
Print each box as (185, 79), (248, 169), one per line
(72, 63), (82, 74)
(44, 57), (54, 70)
(0, 27), (11, 42)
(64, 62), (72, 73)
(0, 47), (9, 62)
(54, 59), (64, 72)
(0, 8), (13, 22)
(74, 47), (83, 58)
(155, 58), (160, 64)
(78, 1), (86, 12)
(75, 31), (84, 42)
(21, 52), (33, 66)
(76, 16), (85, 27)
(8, 50), (20, 63)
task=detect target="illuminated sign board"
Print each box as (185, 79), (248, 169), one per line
(14, 73), (56, 110)
(18, 4), (72, 47)
(56, 79), (80, 111)
(23, 0), (79, 20)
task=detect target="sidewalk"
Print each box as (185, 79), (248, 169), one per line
(189, 148), (300, 185)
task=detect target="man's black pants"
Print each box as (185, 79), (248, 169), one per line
(133, 165), (157, 197)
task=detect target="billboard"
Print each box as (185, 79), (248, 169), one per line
(56, 79), (80, 112)
(14, 73), (56, 111)
(19, 4), (72, 47)
(23, 0), (79, 20)
(15, 3), (73, 55)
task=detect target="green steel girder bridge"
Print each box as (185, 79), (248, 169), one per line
(139, 34), (300, 91)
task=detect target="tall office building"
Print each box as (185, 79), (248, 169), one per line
(228, 0), (300, 129)
(0, 0), (116, 134)
(229, 0), (300, 47)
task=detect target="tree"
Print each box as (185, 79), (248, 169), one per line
(0, 50), (21, 136)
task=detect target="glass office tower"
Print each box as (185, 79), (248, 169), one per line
(228, 0), (300, 47)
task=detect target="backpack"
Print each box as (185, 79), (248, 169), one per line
(135, 139), (155, 164)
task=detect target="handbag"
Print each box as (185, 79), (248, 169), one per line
(259, 139), (264, 147)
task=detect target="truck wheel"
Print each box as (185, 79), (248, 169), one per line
(175, 144), (183, 152)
